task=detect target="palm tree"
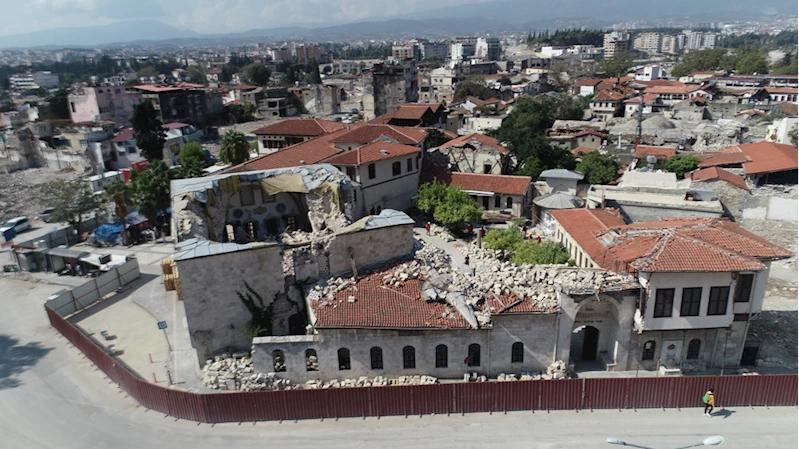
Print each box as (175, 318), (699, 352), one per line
(105, 181), (132, 245)
(220, 130), (251, 166)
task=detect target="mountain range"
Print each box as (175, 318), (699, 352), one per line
(0, 0), (795, 49)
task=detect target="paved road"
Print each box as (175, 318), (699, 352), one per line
(0, 277), (797, 449)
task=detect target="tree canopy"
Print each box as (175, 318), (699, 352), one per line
(220, 130), (251, 165)
(417, 180), (483, 227)
(598, 52), (634, 78)
(670, 49), (727, 78)
(576, 152), (618, 185)
(41, 179), (106, 233)
(454, 76), (488, 102)
(664, 154), (699, 178)
(186, 65), (208, 85)
(511, 241), (571, 265)
(176, 141), (207, 178)
(131, 101), (166, 161)
(244, 64), (272, 86)
(131, 160), (172, 226)
(48, 88), (71, 120)
(105, 181), (132, 245)
(526, 29), (605, 47)
(486, 96), (579, 179)
(426, 129), (452, 148)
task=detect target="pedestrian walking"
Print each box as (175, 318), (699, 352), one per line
(425, 222), (431, 236)
(464, 255), (470, 265)
(702, 388), (715, 417)
(467, 223), (473, 237)
(537, 235), (542, 244)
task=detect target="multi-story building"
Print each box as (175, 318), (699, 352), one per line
(633, 33), (662, 54)
(702, 33), (717, 49)
(132, 83), (209, 128)
(684, 31), (704, 50)
(371, 62), (419, 117)
(391, 44), (420, 61)
(9, 71), (60, 90)
(419, 67), (456, 103)
(421, 41), (448, 60)
(660, 35), (681, 54)
(475, 37), (501, 61)
(603, 32), (630, 59)
(251, 118), (346, 154)
(68, 86), (142, 127)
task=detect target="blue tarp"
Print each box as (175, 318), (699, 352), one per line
(91, 211), (149, 245)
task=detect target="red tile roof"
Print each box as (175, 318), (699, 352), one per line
(447, 172), (531, 195)
(311, 262), (475, 329)
(553, 213), (792, 274)
(635, 145), (677, 159)
(593, 90), (627, 101)
(330, 124), (428, 145)
(765, 87), (798, 94)
(573, 78), (602, 88)
(698, 151), (751, 168)
(686, 167), (750, 191)
(624, 93), (660, 104)
(163, 122), (190, 129)
(571, 147), (597, 157)
(322, 141), (420, 165)
(549, 209), (627, 267)
(438, 133), (509, 154)
(485, 293), (559, 314)
(643, 84), (702, 95)
(112, 129), (134, 143)
(575, 130), (607, 139)
(737, 142), (798, 175)
(226, 128), (347, 172)
(251, 119), (346, 136)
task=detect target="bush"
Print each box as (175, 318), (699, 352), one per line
(664, 154), (699, 178)
(511, 241), (571, 266)
(417, 180), (483, 227)
(483, 228), (525, 252)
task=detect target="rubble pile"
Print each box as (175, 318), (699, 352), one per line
(201, 354), (297, 391)
(496, 361), (570, 381)
(415, 244), (450, 269)
(427, 223), (455, 242)
(305, 375), (437, 389)
(0, 167), (81, 223)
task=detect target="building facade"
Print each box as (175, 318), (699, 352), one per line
(371, 62), (419, 117)
(68, 86), (142, 126)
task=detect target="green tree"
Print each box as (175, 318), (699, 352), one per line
(772, 54), (798, 75)
(426, 129), (452, 148)
(454, 76), (488, 102)
(176, 141), (207, 178)
(220, 130), (251, 165)
(219, 65), (232, 83)
(243, 103), (257, 120)
(104, 181), (133, 245)
(483, 227), (525, 252)
(670, 49), (727, 78)
(48, 88), (71, 120)
(244, 64), (271, 86)
(599, 52), (634, 78)
(417, 180), (483, 227)
(511, 241), (571, 265)
(186, 65), (208, 85)
(41, 180), (106, 234)
(576, 152), (618, 185)
(308, 59), (322, 84)
(735, 51), (769, 74)
(138, 66), (158, 78)
(131, 101), (166, 161)
(131, 160), (172, 229)
(664, 154), (699, 178)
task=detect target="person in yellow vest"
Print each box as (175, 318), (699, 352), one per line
(703, 388), (715, 417)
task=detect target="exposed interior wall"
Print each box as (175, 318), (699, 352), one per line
(327, 224), (414, 277)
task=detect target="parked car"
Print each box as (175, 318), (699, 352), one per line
(40, 207), (56, 222)
(0, 216), (31, 234)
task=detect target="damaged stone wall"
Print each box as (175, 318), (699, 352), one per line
(691, 180), (751, 220)
(327, 224), (415, 277)
(176, 244), (286, 361)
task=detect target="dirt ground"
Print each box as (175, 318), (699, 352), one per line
(0, 167), (81, 223)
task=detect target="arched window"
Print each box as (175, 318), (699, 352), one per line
(506, 197), (513, 209)
(402, 346), (416, 369)
(686, 339), (701, 360)
(642, 341), (656, 361)
(305, 348), (319, 371)
(511, 342), (524, 363)
(370, 347), (383, 370)
(494, 196), (501, 208)
(435, 344), (448, 368)
(467, 343), (481, 367)
(272, 350), (286, 372)
(338, 348), (351, 370)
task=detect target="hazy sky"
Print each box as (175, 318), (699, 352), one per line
(1, 0), (484, 37)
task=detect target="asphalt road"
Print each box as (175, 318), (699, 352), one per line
(0, 276), (796, 449)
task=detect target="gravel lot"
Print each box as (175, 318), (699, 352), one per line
(0, 167), (81, 223)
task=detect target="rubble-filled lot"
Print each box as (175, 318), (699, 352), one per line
(0, 167), (81, 223)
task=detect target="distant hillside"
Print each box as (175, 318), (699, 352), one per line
(0, 20), (201, 49)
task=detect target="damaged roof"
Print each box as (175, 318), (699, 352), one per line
(438, 133), (510, 154)
(686, 167), (750, 191)
(173, 238), (277, 261)
(447, 172), (531, 195)
(225, 127), (350, 172)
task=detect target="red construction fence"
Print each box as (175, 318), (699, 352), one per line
(46, 305), (798, 423)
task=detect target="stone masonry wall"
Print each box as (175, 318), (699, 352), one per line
(327, 224), (414, 277)
(177, 244), (285, 361)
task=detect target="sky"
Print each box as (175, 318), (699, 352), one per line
(0, 0), (486, 37)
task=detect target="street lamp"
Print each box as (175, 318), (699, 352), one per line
(606, 435), (724, 449)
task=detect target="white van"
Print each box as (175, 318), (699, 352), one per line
(0, 216), (32, 235)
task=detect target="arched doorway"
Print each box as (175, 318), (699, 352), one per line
(570, 325), (599, 362)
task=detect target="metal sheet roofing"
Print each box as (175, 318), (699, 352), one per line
(539, 169), (585, 180)
(173, 238), (279, 261)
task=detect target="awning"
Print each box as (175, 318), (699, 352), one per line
(46, 247), (91, 259)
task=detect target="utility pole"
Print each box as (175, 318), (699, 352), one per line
(635, 96), (644, 147)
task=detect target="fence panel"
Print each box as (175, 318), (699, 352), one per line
(584, 378), (629, 410)
(96, 271), (121, 297)
(668, 376), (712, 409)
(539, 379), (582, 411)
(411, 383), (453, 415)
(627, 377), (673, 409)
(279, 388), (327, 421)
(138, 381), (172, 415)
(371, 384), (413, 417)
(167, 388), (208, 422)
(492, 380), (536, 412)
(325, 387), (372, 418)
(46, 290), (77, 316)
(453, 382), (498, 414)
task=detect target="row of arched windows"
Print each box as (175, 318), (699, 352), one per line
(271, 342), (528, 372)
(641, 339), (702, 361)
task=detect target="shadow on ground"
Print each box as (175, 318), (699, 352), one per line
(65, 273), (160, 324)
(0, 334), (52, 389)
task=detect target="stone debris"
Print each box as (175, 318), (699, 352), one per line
(201, 354), (297, 391)
(305, 375), (438, 389)
(426, 223), (455, 242)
